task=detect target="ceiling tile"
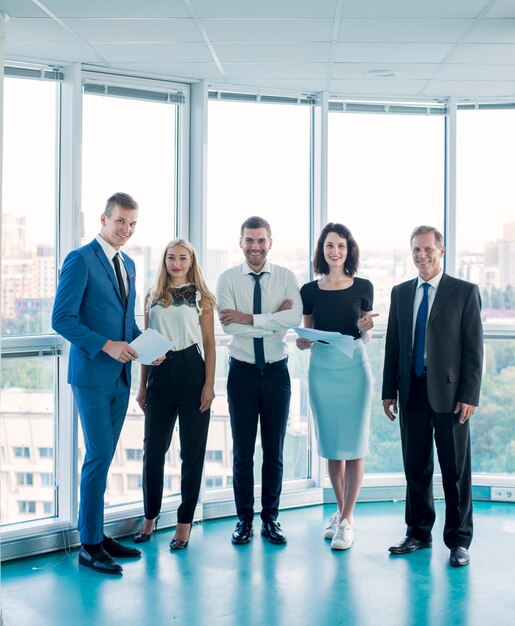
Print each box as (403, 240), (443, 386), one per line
(450, 43), (515, 63)
(201, 18), (333, 42)
(215, 42), (331, 63)
(464, 19), (515, 44)
(329, 78), (428, 96)
(63, 18), (201, 42)
(223, 63), (326, 79)
(5, 17), (77, 42)
(4, 42), (103, 63)
(338, 18), (472, 43)
(436, 63), (515, 80)
(423, 79), (515, 97)
(0, 0), (44, 18)
(331, 62), (438, 80)
(193, 0), (338, 19)
(40, 0), (190, 18)
(340, 0), (492, 19)
(93, 42), (213, 63)
(336, 42), (452, 63)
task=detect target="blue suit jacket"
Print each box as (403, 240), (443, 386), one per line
(52, 239), (141, 387)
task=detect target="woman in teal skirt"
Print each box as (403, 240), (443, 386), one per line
(297, 223), (376, 550)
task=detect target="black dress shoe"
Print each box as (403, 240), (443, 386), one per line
(102, 536), (141, 558)
(261, 520), (287, 544)
(79, 546), (123, 574)
(232, 521), (254, 544)
(450, 546), (470, 567)
(389, 536), (432, 554)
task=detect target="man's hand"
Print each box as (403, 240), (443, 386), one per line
(218, 309), (253, 326)
(151, 355), (167, 366)
(276, 299), (293, 312)
(383, 399), (398, 421)
(102, 340), (138, 363)
(454, 402), (476, 424)
(296, 338), (313, 351)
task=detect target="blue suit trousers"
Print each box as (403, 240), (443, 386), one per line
(73, 378), (130, 544)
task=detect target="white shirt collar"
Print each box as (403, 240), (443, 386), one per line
(241, 260), (271, 275)
(96, 234), (120, 262)
(417, 269), (443, 290)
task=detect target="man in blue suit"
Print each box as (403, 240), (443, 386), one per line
(52, 192), (142, 574)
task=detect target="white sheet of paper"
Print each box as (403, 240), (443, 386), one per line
(293, 327), (356, 358)
(130, 328), (175, 365)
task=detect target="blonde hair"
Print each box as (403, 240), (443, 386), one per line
(149, 238), (216, 311)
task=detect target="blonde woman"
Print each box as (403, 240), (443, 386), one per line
(134, 239), (216, 550)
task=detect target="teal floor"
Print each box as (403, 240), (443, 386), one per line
(2, 501), (515, 626)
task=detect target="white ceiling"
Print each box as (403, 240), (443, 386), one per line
(2, 0), (515, 99)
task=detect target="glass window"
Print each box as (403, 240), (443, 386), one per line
(126, 449), (143, 461)
(472, 338), (515, 473)
(40, 473), (53, 487)
(38, 447), (53, 458)
(457, 108), (515, 322)
(328, 109), (445, 318)
(205, 450), (223, 463)
(16, 473), (34, 486)
(82, 89), (179, 318)
(2, 76), (58, 336)
(206, 98), (312, 492)
(13, 447), (30, 459)
(1, 355), (57, 525)
(18, 501), (36, 515)
(127, 475), (143, 490)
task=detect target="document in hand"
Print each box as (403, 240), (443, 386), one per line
(130, 328), (175, 365)
(293, 327), (355, 358)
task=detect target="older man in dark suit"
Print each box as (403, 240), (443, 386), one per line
(382, 225), (483, 567)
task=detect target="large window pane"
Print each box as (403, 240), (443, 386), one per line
(82, 91), (178, 317)
(0, 355), (57, 525)
(328, 111), (445, 318)
(457, 108), (515, 323)
(2, 77), (58, 336)
(206, 99), (312, 490)
(80, 88), (182, 512)
(472, 338), (515, 473)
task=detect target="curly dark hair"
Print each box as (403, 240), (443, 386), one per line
(313, 223), (360, 277)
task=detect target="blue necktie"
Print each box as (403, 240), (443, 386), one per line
(413, 282), (430, 377)
(252, 273), (266, 370)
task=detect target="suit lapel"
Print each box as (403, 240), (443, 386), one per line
(399, 279), (418, 328)
(91, 239), (125, 305)
(429, 273), (454, 322)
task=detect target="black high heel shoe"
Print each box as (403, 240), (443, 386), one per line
(134, 516), (159, 543)
(169, 522), (192, 550)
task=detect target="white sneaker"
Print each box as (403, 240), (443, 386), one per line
(324, 512), (340, 540)
(331, 519), (354, 550)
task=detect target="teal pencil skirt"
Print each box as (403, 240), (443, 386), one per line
(308, 339), (372, 460)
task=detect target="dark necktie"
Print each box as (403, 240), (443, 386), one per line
(252, 273), (266, 370)
(113, 252), (127, 308)
(413, 282), (430, 377)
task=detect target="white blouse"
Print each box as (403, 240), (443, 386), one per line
(147, 284), (203, 352)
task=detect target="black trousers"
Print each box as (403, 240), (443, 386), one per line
(143, 344), (210, 524)
(400, 372), (473, 548)
(227, 357), (291, 523)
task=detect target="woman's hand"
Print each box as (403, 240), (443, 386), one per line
(200, 384), (215, 413)
(296, 337), (313, 351)
(136, 387), (147, 411)
(357, 312), (379, 333)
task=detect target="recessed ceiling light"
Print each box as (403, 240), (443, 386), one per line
(366, 69), (400, 78)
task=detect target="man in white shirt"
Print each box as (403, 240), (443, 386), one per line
(217, 216), (302, 544)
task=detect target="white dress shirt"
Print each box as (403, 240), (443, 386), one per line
(96, 234), (128, 294)
(412, 270), (444, 361)
(216, 261), (303, 364)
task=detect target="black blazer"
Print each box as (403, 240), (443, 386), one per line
(382, 272), (483, 413)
